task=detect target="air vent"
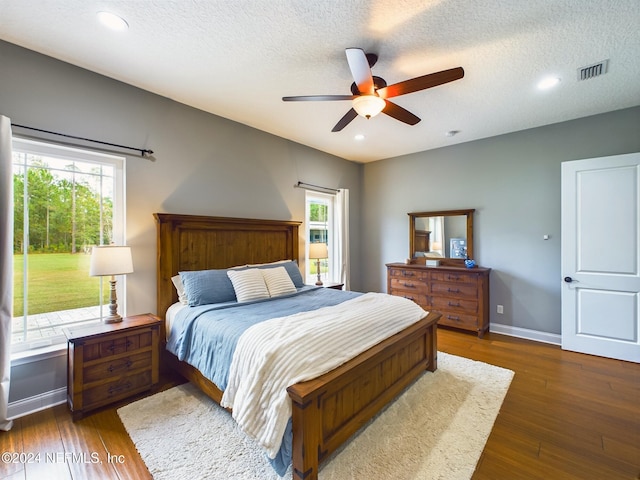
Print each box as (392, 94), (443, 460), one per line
(577, 60), (608, 81)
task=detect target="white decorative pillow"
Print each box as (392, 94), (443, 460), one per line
(262, 266), (297, 297)
(227, 268), (270, 302)
(171, 275), (189, 305)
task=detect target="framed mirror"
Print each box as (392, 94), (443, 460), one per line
(409, 209), (475, 266)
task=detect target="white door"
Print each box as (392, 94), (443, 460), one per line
(561, 152), (640, 363)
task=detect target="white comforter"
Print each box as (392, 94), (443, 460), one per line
(220, 292), (427, 458)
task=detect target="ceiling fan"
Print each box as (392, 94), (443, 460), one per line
(282, 48), (464, 132)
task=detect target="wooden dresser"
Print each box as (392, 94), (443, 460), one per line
(387, 263), (491, 337)
(63, 313), (161, 419)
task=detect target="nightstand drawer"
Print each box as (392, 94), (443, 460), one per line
(82, 330), (153, 362)
(83, 351), (152, 384)
(83, 370), (152, 409)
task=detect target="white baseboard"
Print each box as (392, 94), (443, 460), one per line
(490, 323), (561, 345)
(8, 387), (67, 420)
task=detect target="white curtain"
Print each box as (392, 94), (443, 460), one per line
(335, 189), (350, 290)
(0, 116), (13, 431)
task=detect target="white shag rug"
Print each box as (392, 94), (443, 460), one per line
(118, 353), (513, 480)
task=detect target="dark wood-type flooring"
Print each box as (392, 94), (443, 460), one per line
(1, 328), (639, 479)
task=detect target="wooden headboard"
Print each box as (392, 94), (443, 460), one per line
(154, 213), (301, 318)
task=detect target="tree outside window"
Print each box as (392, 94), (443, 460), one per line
(12, 138), (124, 350)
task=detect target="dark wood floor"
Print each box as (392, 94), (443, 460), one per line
(1, 328), (639, 480)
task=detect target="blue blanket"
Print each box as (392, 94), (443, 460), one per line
(166, 286), (361, 475)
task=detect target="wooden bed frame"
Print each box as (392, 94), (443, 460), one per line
(154, 213), (440, 480)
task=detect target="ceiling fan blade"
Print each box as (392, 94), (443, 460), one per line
(378, 67), (464, 99)
(283, 95), (356, 102)
(382, 101), (421, 125)
(365, 53), (378, 68)
(345, 48), (374, 95)
(331, 108), (358, 132)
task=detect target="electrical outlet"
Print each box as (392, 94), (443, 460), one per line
(497, 305), (504, 314)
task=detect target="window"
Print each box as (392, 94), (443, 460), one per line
(11, 138), (125, 352)
(305, 192), (335, 285)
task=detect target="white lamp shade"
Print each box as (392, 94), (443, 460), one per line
(308, 242), (328, 259)
(352, 95), (386, 118)
(90, 246), (134, 276)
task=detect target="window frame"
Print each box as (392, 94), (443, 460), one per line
(11, 137), (126, 354)
(305, 191), (337, 285)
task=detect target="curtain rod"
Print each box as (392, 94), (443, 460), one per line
(12, 124), (154, 157)
(295, 181), (339, 194)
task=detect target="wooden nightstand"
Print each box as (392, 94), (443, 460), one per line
(324, 282), (344, 290)
(63, 313), (161, 420)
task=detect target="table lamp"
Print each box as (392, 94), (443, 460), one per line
(308, 242), (328, 286)
(90, 245), (133, 323)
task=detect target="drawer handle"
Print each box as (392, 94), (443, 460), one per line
(108, 382), (132, 396)
(107, 359), (133, 373)
(403, 296), (415, 301)
(446, 275), (460, 281)
(447, 315), (461, 321)
(448, 301), (461, 307)
(403, 282), (416, 288)
(447, 288), (461, 293)
(402, 271), (415, 277)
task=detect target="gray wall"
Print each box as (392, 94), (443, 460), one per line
(3, 38), (640, 406)
(362, 106), (640, 335)
(0, 40), (362, 403)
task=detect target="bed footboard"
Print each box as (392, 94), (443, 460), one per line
(286, 310), (440, 480)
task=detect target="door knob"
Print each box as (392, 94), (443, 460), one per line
(564, 276), (573, 283)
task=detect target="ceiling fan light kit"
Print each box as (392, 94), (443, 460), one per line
(283, 48), (464, 132)
(352, 95), (386, 118)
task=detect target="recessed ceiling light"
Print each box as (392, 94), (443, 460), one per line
(97, 11), (129, 31)
(354, 134), (365, 141)
(537, 76), (561, 90)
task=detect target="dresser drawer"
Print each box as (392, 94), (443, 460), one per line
(438, 311), (479, 330)
(431, 296), (478, 313)
(390, 277), (429, 294)
(82, 370), (152, 409)
(430, 282), (477, 298)
(430, 271), (476, 285)
(388, 267), (428, 281)
(390, 291), (429, 307)
(83, 351), (152, 384)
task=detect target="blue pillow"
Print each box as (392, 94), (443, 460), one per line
(249, 261), (304, 288)
(179, 269), (238, 306)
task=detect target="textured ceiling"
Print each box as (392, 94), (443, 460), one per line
(1, 0), (639, 163)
